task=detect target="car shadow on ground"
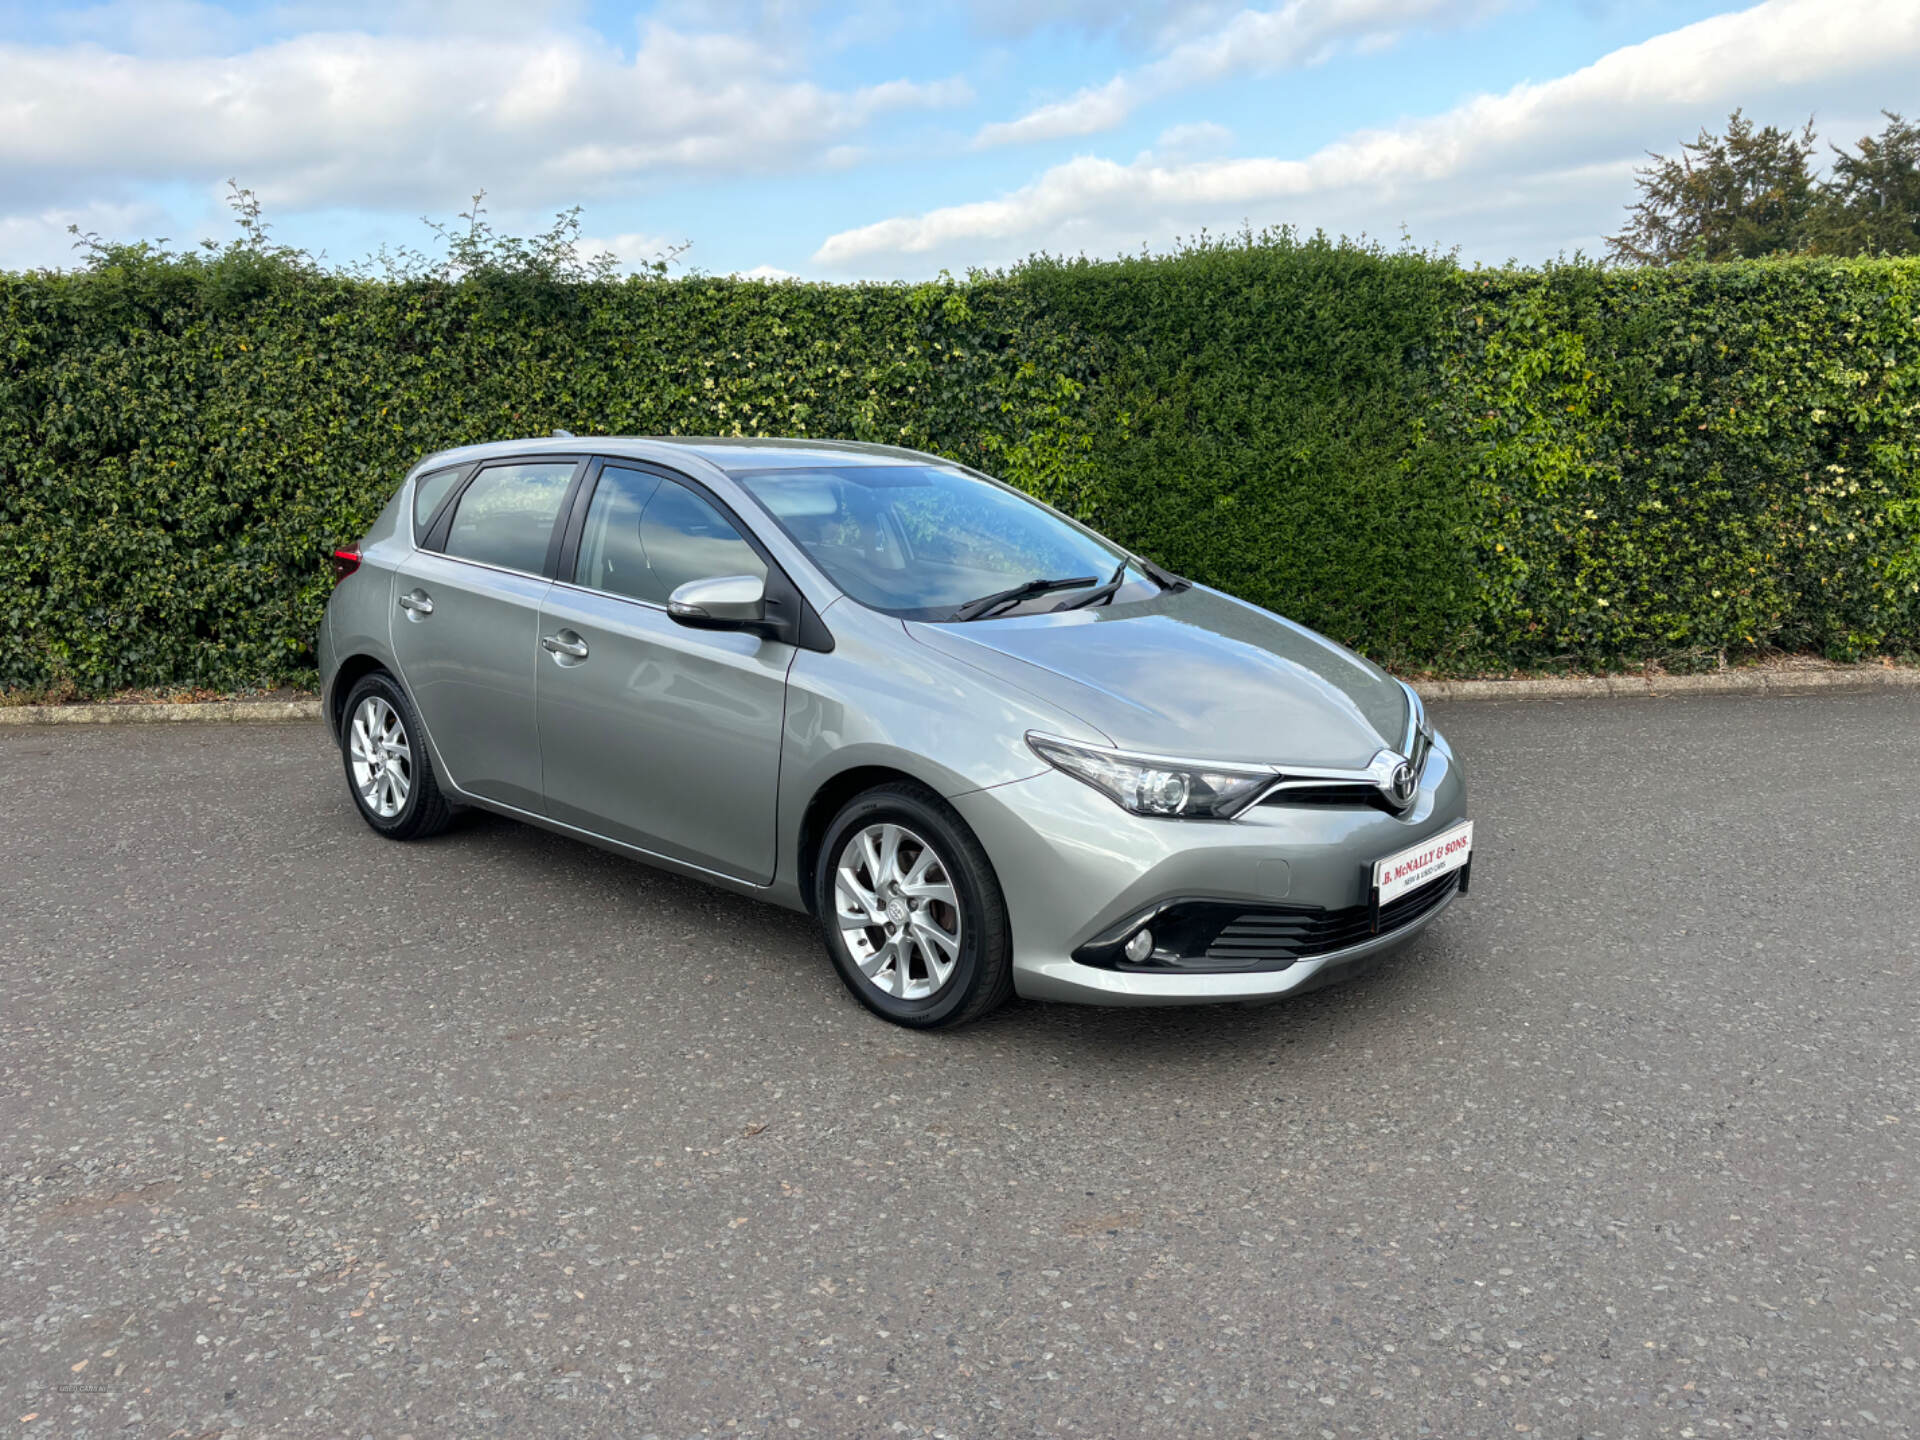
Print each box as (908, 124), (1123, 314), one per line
(963, 937), (1462, 1065)
(435, 803), (1470, 1077)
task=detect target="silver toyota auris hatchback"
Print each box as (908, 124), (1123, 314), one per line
(320, 437), (1472, 1027)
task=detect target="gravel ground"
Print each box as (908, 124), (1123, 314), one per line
(2, 692), (1916, 1438)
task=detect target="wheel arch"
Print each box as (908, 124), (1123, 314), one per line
(796, 764), (951, 916)
(327, 653), (393, 740)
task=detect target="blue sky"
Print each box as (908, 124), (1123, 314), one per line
(1, 0), (1915, 278)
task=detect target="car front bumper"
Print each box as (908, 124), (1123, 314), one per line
(950, 731), (1469, 1006)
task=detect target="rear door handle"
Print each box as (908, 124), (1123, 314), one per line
(397, 590), (434, 615)
(541, 633), (589, 660)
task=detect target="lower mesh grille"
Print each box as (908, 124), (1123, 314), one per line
(1205, 872), (1457, 963)
(1075, 870), (1461, 974)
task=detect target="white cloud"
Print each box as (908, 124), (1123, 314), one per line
(975, 79), (1133, 148)
(974, 0), (1498, 147)
(0, 199), (169, 270)
(964, 0), (1237, 45)
(1147, 120), (1235, 163)
(575, 230), (685, 273)
(734, 263), (800, 280)
(821, 0), (1920, 269)
(0, 21), (971, 214)
(41, 0), (593, 54)
(47, 0), (240, 55)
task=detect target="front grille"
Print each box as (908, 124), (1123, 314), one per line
(1076, 870), (1460, 974)
(1408, 724), (1433, 782)
(1260, 727), (1432, 814)
(1259, 781), (1399, 813)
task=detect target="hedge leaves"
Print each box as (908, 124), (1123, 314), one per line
(2, 232), (1916, 694)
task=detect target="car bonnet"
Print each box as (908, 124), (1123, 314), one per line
(903, 585), (1411, 771)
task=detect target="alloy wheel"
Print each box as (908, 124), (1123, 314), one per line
(833, 822), (964, 1000)
(348, 694), (412, 819)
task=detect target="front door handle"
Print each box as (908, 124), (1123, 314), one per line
(397, 589), (434, 615)
(541, 633), (589, 660)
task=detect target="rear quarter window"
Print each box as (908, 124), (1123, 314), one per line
(411, 466), (466, 540)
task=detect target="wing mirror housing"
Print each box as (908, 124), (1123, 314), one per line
(665, 571), (836, 653)
(668, 574), (769, 631)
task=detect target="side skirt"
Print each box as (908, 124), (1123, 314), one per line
(445, 789), (812, 914)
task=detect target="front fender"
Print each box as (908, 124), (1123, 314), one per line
(771, 601), (1108, 908)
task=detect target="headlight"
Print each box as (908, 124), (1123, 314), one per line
(1025, 732), (1275, 819)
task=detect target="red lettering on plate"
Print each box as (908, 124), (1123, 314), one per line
(1377, 824), (1473, 900)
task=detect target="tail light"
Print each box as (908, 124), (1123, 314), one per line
(330, 548), (362, 584)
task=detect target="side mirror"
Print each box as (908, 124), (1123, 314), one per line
(667, 574), (767, 631)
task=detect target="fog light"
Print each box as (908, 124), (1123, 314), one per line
(1123, 928), (1154, 963)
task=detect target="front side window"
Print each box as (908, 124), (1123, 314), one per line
(736, 464), (1127, 619)
(441, 462), (576, 574)
(574, 466), (765, 605)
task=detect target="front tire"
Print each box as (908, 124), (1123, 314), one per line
(814, 782), (1014, 1029)
(340, 672), (453, 841)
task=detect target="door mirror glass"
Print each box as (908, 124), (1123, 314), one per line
(668, 574), (767, 629)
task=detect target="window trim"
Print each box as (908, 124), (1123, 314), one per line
(407, 462), (474, 548)
(422, 454), (591, 579)
(551, 456), (609, 588)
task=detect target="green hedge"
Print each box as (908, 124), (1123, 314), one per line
(2, 235), (1917, 695)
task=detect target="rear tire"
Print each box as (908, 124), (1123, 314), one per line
(814, 782), (1014, 1029)
(340, 672), (453, 841)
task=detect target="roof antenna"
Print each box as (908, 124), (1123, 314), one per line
(552, 427), (576, 438)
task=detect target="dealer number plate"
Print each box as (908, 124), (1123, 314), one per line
(1372, 820), (1474, 906)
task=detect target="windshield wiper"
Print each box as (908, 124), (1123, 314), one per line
(951, 574), (1098, 621)
(1053, 558), (1129, 611)
(1135, 555), (1191, 592)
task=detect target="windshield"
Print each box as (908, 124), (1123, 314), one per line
(735, 463), (1135, 620)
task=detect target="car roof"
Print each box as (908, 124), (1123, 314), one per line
(414, 435), (951, 477)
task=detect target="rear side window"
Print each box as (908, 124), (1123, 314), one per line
(442, 462), (576, 574)
(574, 468), (764, 605)
(411, 465), (465, 538)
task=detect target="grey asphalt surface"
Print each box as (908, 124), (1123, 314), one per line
(3, 693), (1917, 1439)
